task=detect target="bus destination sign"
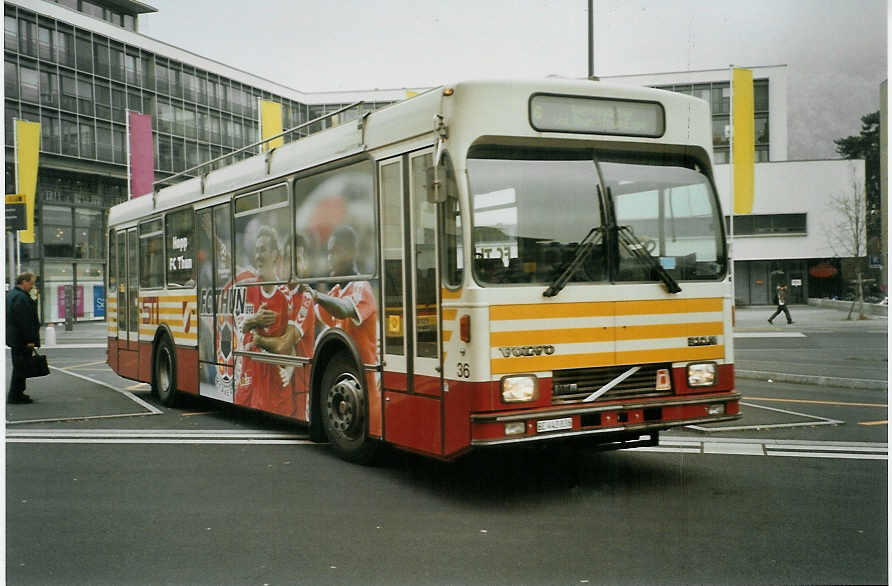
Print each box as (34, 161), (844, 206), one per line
(529, 94), (665, 137)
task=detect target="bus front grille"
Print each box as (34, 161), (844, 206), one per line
(551, 364), (672, 404)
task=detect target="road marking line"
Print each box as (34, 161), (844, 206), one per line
(702, 442), (764, 455)
(65, 360), (108, 369)
(733, 332), (806, 338)
(763, 443), (887, 453)
(5, 429), (314, 445)
(858, 420), (888, 426)
(768, 451), (887, 460)
(747, 397), (887, 408)
(632, 438), (887, 460)
(686, 401), (843, 433)
(6, 438), (317, 445)
(41, 344), (107, 349)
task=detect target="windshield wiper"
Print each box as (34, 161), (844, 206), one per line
(616, 226), (682, 294)
(543, 227), (604, 297)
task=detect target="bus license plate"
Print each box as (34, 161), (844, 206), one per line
(536, 417), (573, 433)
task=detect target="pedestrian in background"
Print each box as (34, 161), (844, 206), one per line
(768, 282), (794, 325)
(6, 272), (41, 404)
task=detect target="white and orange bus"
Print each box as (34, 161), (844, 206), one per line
(107, 78), (739, 462)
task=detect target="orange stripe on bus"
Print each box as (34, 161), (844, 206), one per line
(441, 289), (462, 300)
(442, 309), (458, 321)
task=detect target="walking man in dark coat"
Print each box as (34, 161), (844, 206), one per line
(7, 272), (41, 403)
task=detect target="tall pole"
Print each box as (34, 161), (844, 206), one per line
(728, 65), (736, 303)
(587, 0), (594, 78)
(7, 232), (16, 287)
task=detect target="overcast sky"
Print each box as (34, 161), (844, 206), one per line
(140, 0), (887, 160)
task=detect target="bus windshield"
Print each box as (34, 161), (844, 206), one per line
(467, 146), (726, 286)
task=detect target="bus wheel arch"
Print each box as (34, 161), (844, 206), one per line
(151, 327), (178, 407)
(310, 334), (378, 464)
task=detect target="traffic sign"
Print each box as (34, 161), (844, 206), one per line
(5, 193), (26, 231)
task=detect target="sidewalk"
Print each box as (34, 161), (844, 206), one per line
(40, 320), (108, 347)
(733, 304), (888, 390)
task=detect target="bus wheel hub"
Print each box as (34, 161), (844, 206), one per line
(328, 376), (363, 436)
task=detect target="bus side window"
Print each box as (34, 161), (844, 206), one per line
(166, 208), (196, 287)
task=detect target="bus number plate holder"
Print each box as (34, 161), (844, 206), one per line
(536, 417), (573, 433)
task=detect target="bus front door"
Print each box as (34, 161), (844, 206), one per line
(380, 150), (444, 456)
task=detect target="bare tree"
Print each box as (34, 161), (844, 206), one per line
(824, 168), (869, 319)
(826, 169), (866, 257)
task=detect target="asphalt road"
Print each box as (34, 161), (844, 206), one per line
(5, 308), (888, 585)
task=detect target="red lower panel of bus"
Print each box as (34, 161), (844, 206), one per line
(384, 391), (442, 455)
(107, 338), (118, 371)
(107, 338), (198, 395)
(117, 347), (140, 380)
(176, 347), (198, 395)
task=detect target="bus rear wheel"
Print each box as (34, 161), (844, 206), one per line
(152, 336), (178, 407)
(320, 353), (378, 464)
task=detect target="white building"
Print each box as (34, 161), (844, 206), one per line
(606, 66), (866, 305)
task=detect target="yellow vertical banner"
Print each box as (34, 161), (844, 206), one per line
(259, 100), (284, 151)
(732, 68), (754, 214)
(15, 120), (41, 243)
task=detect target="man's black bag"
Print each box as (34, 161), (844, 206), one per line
(24, 350), (50, 378)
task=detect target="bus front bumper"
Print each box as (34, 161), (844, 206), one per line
(469, 392), (741, 447)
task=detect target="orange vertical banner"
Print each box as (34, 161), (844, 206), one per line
(732, 68), (754, 214)
(15, 120), (40, 243)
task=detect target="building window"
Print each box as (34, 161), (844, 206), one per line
(40, 70), (59, 107)
(80, 1), (104, 19)
(76, 35), (92, 72)
(125, 52), (139, 85)
(5, 60), (18, 100)
(96, 122), (112, 161)
(56, 29), (74, 67)
(77, 78), (93, 115)
(41, 114), (61, 153)
(20, 65), (39, 103)
(79, 120), (95, 159)
(75, 209), (103, 258)
(725, 213), (807, 236)
(61, 115), (78, 156)
(18, 18), (37, 57)
(38, 25), (54, 61)
(93, 39), (109, 77)
(5, 15), (17, 51)
(110, 45), (124, 82)
(44, 204), (74, 257)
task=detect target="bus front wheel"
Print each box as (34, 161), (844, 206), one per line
(152, 336), (178, 407)
(320, 353), (378, 464)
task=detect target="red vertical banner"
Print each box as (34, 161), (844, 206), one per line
(128, 112), (154, 198)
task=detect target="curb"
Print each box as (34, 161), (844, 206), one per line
(736, 369), (888, 391)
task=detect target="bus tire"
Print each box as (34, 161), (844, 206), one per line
(320, 352), (378, 464)
(152, 335), (178, 407)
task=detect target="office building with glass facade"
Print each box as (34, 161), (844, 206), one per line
(4, 0), (408, 323)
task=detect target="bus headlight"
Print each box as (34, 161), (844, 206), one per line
(501, 375), (538, 403)
(687, 362), (717, 387)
